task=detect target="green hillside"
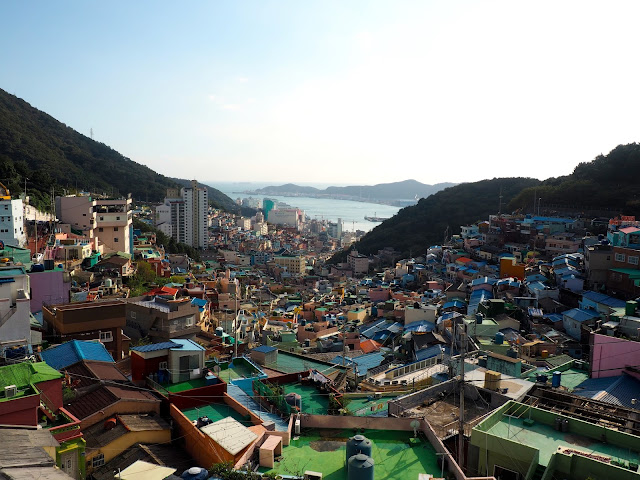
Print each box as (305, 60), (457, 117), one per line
(0, 88), (240, 213)
(333, 143), (640, 261)
(332, 177), (540, 261)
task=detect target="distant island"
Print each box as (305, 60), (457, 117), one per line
(243, 179), (456, 207)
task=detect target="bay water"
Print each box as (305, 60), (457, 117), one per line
(209, 182), (401, 233)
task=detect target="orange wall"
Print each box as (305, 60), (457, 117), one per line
(499, 257), (525, 280)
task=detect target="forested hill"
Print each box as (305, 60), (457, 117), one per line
(0, 89), (239, 213)
(332, 143), (640, 261)
(252, 179), (456, 203)
(332, 177), (540, 260)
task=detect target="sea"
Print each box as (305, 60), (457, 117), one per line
(208, 182), (402, 233)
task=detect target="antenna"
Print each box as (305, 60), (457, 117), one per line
(498, 187), (503, 215)
(90, 128), (93, 140)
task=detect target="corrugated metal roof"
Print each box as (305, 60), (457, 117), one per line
(582, 291), (627, 308)
(130, 341), (180, 353)
(562, 308), (600, 323)
(41, 340), (114, 370)
(252, 345), (277, 353)
(170, 339), (205, 351)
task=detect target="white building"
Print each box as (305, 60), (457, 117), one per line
(0, 198), (26, 247)
(181, 180), (208, 249)
(155, 182), (208, 249)
(0, 265), (32, 354)
(268, 208), (304, 229)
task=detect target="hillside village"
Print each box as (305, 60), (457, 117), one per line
(2, 179), (640, 480)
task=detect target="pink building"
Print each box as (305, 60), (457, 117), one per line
(369, 287), (391, 303)
(590, 333), (640, 378)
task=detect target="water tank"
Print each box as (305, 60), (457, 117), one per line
(478, 356), (487, 368)
(536, 374), (548, 384)
(215, 327), (224, 337)
(561, 418), (569, 433)
(348, 454), (374, 480)
(541, 350), (549, 358)
(495, 332), (504, 345)
(346, 435), (373, 464)
(181, 467), (209, 480)
(554, 417), (563, 431)
(552, 371), (562, 388)
(104, 278), (113, 288)
(507, 348), (518, 358)
(285, 392), (302, 409)
(475, 313), (483, 324)
(305, 339), (311, 347)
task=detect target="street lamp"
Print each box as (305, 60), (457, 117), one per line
(538, 198), (542, 216)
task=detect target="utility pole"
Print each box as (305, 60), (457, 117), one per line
(458, 323), (466, 469)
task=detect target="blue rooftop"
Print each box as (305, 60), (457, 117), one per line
(331, 352), (385, 376)
(170, 338), (205, 351)
(253, 345), (277, 354)
(562, 308), (600, 323)
(581, 291), (627, 309)
(574, 374), (640, 410)
(131, 341), (181, 353)
(41, 340), (114, 370)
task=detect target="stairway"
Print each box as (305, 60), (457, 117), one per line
(226, 384), (289, 431)
(531, 464), (546, 480)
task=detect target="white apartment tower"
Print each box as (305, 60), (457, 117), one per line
(181, 180), (208, 249)
(0, 198), (26, 247)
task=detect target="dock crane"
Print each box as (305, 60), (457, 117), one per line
(0, 181), (10, 200)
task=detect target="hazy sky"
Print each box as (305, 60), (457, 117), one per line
(3, 1), (640, 185)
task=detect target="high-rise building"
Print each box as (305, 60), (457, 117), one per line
(182, 180), (208, 249)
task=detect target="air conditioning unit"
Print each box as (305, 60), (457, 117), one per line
(4, 385), (17, 398)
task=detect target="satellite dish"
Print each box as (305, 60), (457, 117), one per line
(410, 419), (420, 438)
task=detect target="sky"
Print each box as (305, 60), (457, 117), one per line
(3, 1), (640, 186)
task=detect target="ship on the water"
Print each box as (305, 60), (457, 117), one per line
(364, 214), (389, 222)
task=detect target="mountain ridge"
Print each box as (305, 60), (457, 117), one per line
(0, 88), (239, 213)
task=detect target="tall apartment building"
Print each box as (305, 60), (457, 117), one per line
(0, 197), (26, 247)
(56, 195), (133, 254)
(155, 181), (208, 249)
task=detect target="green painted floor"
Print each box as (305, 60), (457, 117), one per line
(259, 429), (442, 480)
(265, 352), (340, 375)
(163, 377), (208, 393)
(283, 383), (329, 414)
(181, 402), (254, 426)
(487, 417), (640, 466)
(347, 397), (389, 416)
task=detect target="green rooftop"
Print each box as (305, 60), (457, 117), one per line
(0, 362), (62, 390)
(181, 402), (253, 426)
(265, 351), (341, 375)
(259, 429), (442, 479)
(283, 383), (329, 414)
(162, 377), (208, 393)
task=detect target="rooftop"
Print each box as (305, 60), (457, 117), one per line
(258, 429), (441, 479)
(473, 401), (640, 467)
(264, 350), (341, 376)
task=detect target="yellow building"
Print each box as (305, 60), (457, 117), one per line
(85, 414), (171, 474)
(273, 255), (306, 274)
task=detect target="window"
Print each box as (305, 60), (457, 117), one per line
(99, 331), (113, 343)
(92, 454), (104, 468)
(114, 227), (119, 231)
(114, 237), (119, 242)
(630, 256), (639, 265)
(130, 311), (136, 319)
(189, 355), (199, 369)
(185, 316), (194, 327)
(616, 253), (626, 262)
(98, 227), (103, 232)
(82, 213), (86, 216)
(159, 361), (168, 370)
(99, 216), (104, 221)
(116, 216), (120, 220)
